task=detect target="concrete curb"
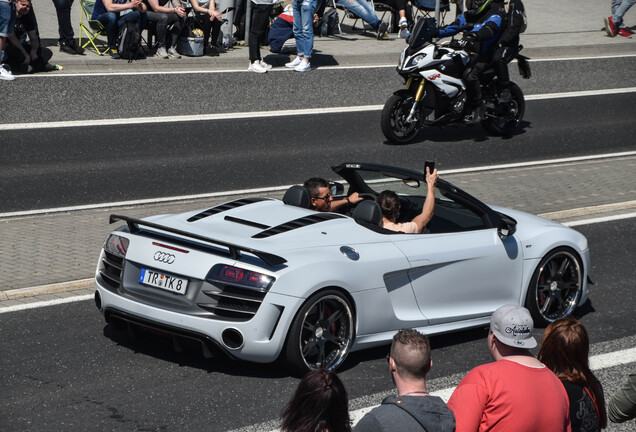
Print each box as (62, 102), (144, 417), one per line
(0, 278), (95, 301)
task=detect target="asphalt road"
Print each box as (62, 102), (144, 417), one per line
(2, 57), (636, 124)
(2, 90), (636, 211)
(1, 217), (634, 431)
(2, 54), (636, 432)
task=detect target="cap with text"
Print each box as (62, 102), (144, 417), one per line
(490, 304), (537, 349)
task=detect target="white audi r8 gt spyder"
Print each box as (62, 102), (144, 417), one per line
(94, 163), (591, 374)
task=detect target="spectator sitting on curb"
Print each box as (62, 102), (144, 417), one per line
(92, 0), (147, 59)
(336, 0), (388, 39)
(190, 0), (224, 56)
(604, 0), (634, 38)
(145, 0), (186, 59)
(353, 329), (455, 432)
(1, 0), (17, 80)
(5, 0), (56, 74)
(447, 304), (571, 432)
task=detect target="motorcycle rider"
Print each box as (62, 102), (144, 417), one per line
(436, 0), (504, 123)
(491, 0), (527, 83)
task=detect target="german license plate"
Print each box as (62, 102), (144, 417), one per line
(139, 268), (188, 295)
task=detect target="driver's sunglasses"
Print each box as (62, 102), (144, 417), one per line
(314, 193), (332, 201)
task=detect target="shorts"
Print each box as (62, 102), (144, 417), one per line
(0, 1), (17, 38)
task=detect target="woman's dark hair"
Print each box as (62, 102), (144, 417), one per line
(538, 317), (607, 428)
(280, 368), (351, 432)
(376, 190), (399, 221)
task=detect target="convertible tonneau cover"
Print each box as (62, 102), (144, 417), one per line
(110, 214), (287, 267)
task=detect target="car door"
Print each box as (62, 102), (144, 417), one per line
(393, 194), (523, 326)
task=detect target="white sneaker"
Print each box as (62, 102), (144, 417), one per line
(259, 60), (273, 70)
(285, 56), (303, 68)
(167, 47), (181, 59)
(155, 46), (169, 59)
(0, 64), (15, 81)
(248, 61), (268, 73)
(399, 28), (411, 39)
(294, 60), (311, 72)
(399, 17), (408, 29)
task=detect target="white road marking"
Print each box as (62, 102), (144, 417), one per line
(0, 294), (93, 313)
(2, 88), (636, 132)
(2, 151), (635, 219)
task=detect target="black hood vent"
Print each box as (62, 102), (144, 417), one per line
(187, 198), (271, 222)
(252, 213), (345, 239)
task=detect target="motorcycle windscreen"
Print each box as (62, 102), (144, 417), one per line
(408, 17), (437, 49)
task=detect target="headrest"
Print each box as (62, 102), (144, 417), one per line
(282, 185), (312, 209)
(352, 200), (382, 226)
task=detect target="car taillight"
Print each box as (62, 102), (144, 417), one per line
(207, 264), (275, 291)
(104, 234), (129, 258)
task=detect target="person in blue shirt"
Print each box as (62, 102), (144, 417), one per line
(437, 0), (503, 123)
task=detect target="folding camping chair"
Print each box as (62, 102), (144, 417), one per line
(79, 0), (109, 55)
(412, 0), (451, 26)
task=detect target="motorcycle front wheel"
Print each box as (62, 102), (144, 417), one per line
(481, 82), (525, 136)
(381, 93), (420, 144)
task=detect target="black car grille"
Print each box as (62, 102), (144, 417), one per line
(100, 251), (124, 289)
(197, 283), (266, 321)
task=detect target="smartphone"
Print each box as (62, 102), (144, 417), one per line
(424, 160), (435, 175)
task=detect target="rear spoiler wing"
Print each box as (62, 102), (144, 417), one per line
(110, 214), (287, 267)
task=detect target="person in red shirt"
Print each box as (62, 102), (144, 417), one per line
(447, 304), (571, 432)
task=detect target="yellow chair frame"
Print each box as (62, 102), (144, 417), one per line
(79, 0), (109, 55)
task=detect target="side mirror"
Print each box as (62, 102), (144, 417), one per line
(497, 215), (517, 239)
(329, 181), (345, 197)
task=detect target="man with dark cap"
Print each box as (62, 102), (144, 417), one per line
(448, 305), (571, 432)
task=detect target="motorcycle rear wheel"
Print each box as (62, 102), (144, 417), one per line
(381, 94), (420, 144)
(481, 82), (525, 136)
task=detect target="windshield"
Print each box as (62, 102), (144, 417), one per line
(408, 17), (437, 49)
(355, 169), (448, 201)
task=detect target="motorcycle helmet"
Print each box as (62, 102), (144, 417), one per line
(466, 0), (493, 14)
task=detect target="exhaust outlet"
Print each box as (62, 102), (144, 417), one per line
(221, 328), (244, 350)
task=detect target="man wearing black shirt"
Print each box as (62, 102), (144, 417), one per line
(5, 0), (55, 73)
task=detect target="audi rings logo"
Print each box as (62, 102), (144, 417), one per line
(154, 251), (176, 264)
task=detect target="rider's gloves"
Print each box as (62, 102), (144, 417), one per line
(449, 38), (468, 49)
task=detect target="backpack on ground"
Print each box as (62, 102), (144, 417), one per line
(314, 7), (339, 36)
(117, 21), (143, 62)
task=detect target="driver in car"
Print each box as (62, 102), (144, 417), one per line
(377, 167), (438, 233)
(304, 177), (363, 212)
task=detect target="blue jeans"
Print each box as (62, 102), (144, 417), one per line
(95, 10), (145, 49)
(292, 0), (317, 58)
(0, 0), (17, 38)
(611, 0), (636, 27)
(336, 0), (380, 29)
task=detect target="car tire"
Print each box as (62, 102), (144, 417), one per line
(525, 247), (583, 327)
(285, 289), (355, 376)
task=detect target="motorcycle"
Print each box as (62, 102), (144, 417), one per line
(381, 17), (532, 144)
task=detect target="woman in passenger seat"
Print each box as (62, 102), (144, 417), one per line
(377, 167), (438, 233)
